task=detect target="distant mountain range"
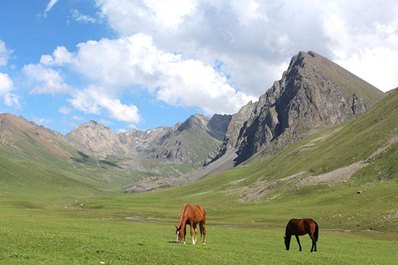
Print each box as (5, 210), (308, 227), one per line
(0, 51), (387, 193)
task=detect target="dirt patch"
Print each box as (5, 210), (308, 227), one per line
(240, 136), (398, 201)
(297, 161), (365, 186)
(298, 136), (398, 187)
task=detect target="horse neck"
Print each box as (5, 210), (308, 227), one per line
(285, 224), (292, 238)
(178, 205), (190, 228)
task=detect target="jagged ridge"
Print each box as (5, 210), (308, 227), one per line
(209, 51), (384, 166)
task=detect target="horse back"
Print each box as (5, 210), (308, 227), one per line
(287, 218), (317, 235)
(185, 204), (206, 222)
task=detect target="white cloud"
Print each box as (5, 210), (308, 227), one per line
(143, 0), (197, 28)
(320, 1), (398, 90)
(96, 0), (398, 92)
(44, 0), (58, 17)
(23, 64), (73, 94)
(0, 73), (12, 94)
(33, 32), (254, 125)
(19, 0), (398, 130)
(0, 41), (11, 66)
(71, 34), (255, 114)
(155, 58), (254, 113)
(40, 46), (73, 66)
(69, 87), (141, 124)
(0, 73), (19, 107)
(70, 9), (97, 24)
(96, 0), (197, 34)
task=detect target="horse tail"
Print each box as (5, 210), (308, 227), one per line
(314, 221), (319, 242)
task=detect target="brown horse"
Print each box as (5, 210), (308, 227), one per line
(175, 204), (206, 245)
(284, 218), (318, 252)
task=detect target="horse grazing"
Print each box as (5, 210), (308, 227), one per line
(175, 204), (206, 245)
(284, 218), (318, 252)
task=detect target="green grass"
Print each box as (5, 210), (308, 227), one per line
(0, 209), (397, 265)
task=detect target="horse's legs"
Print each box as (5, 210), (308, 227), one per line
(184, 223), (187, 244)
(295, 235), (302, 251)
(201, 222), (206, 245)
(189, 222), (196, 244)
(193, 224), (199, 244)
(309, 234), (317, 252)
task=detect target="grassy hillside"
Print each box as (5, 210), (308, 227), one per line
(95, 89), (398, 231)
(1, 91), (398, 264)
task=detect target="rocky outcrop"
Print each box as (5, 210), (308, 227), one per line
(65, 114), (230, 166)
(143, 114), (228, 164)
(208, 51), (385, 166)
(65, 121), (126, 160)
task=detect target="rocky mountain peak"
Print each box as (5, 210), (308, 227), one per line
(177, 114), (208, 132)
(65, 120), (124, 159)
(64, 113), (229, 166)
(209, 50), (385, 166)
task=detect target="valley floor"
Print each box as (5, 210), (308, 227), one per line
(0, 198), (397, 265)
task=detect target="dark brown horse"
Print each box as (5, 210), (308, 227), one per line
(175, 204), (206, 245)
(284, 218), (318, 252)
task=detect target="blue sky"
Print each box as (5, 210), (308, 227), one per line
(1, 0), (398, 134)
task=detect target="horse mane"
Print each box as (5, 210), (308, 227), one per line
(177, 204), (190, 228)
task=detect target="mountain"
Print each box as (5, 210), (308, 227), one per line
(208, 51), (385, 167)
(0, 113), (75, 160)
(65, 120), (127, 160)
(65, 114), (229, 166)
(0, 111), (231, 193)
(0, 113), (105, 194)
(142, 114), (230, 164)
(153, 89), (398, 232)
(0, 50), (387, 194)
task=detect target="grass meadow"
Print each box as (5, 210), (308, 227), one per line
(0, 191), (397, 265)
(1, 91), (398, 264)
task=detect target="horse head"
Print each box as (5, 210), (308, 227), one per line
(284, 236), (291, 250)
(175, 224), (184, 243)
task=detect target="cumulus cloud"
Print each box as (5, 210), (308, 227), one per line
(69, 87), (141, 124)
(20, 0), (398, 129)
(0, 73), (19, 107)
(0, 41), (19, 107)
(23, 64), (73, 94)
(96, 0), (398, 92)
(65, 34), (255, 113)
(28, 31), (254, 125)
(96, 0), (197, 33)
(23, 46), (74, 94)
(71, 34), (255, 114)
(320, 1), (398, 90)
(40, 46), (73, 65)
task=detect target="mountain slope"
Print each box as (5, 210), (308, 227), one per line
(66, 114), (229, 166)
(0, 112), (230, 194)
(0, 113), (74, 160)
(0, 114), (102, 194)
(144, 89), (398, 230)
(209, 51), (384, 167)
